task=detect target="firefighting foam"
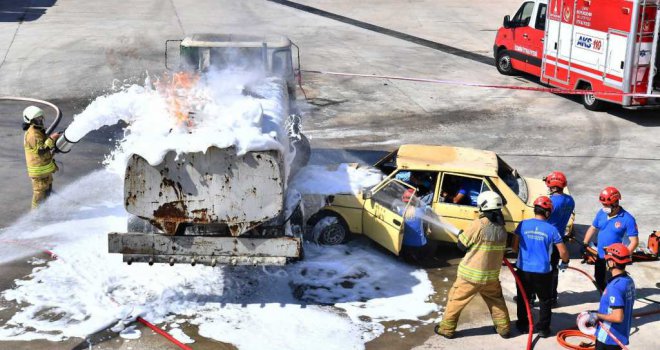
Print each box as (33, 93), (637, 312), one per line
(0, 170), (438, 348)
(63, 70), (292, 176)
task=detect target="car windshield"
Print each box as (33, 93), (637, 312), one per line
(497, 156), (528, 203)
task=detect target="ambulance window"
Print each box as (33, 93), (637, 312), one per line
(535, 4), (547, 30)
(513, 1), (534, 27)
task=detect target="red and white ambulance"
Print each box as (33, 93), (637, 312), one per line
(494, 0), (660, 110)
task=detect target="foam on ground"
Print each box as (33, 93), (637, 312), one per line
(0, 170), (437, 348)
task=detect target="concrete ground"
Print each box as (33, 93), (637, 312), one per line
(0, 0), (658, 349)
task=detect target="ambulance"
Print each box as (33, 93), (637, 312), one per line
(494, 0), (660, 110)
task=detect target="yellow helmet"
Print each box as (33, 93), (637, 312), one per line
(23, 106), (45, 123)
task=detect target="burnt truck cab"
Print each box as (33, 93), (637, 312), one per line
(168, 33), (300, 98)
(308, 145), (575, 257)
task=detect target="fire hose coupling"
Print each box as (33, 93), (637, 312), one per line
(54, 129), (79, 154)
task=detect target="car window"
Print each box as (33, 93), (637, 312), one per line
(513, 1), (535, 27)
(439, 174), (485, 207)
(372, 179), (414, 209)
(535, 4), (547, 30)
(393, 170), (438, 205)
(497, 156), (528, 203)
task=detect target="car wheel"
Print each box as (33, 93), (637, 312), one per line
(312, 214), (348, 245)
(581, 84), (607, 111)
(496, 50), (516, 76)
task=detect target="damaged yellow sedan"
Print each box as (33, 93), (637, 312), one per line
(307, 144), (574, 256)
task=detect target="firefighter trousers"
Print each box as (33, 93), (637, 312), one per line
(437, 277), (511, 337)
(31, 174), (53, 209)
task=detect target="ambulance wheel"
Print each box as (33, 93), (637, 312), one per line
(496, 50), (516, 76)
(580, 84), (607, 111)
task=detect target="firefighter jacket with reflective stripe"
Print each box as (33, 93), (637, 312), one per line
(24, 125), (57, 178)
(457, 216), (508, 284)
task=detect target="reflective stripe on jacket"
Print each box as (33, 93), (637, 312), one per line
(457, 216), (508, 284)
(24, 125), (57, 178)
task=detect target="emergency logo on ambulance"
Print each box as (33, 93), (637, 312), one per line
(575, 33), (604, 53)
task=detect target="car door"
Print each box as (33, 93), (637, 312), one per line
(362, 179), (413, 255)
(432, 173), (490, 238)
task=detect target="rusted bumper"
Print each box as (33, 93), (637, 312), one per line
(108, 233), (302, 266)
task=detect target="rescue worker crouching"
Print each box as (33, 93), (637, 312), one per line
(582, 243), (635, 350)
(435, 191), (511, 339)
(513, 196), (569, 338)
(22, 106), (60, 209)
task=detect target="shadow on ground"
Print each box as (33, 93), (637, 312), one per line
(0, 0), (57, 22)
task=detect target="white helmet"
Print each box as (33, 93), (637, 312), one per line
(477, 191), (503, 212)
(23, 106), (45, 123)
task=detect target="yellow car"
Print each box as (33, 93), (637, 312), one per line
(307, 144), (574, 255)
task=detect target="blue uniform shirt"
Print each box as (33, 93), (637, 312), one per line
(401, 207), (427, 247)
(592, 208), (638, 258)
(596, 273), (635, 346)
(514, 218), (562, 273)
(548, 193), (575, 236)
(457, 180), (482, 206)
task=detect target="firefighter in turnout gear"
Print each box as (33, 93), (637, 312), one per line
(22, 106), (60, 209)
(435, 191), (511, 339)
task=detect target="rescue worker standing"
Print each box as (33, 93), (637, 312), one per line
(582, 243), (635, 350)
(544, 171), (575, 306)
(582, 187), (638, 292)
(435, 191), (511, 339)
(22, 106), (59, 209)
(514, 196), (569, 337)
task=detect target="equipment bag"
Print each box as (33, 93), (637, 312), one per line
(648, 231), (660, 256)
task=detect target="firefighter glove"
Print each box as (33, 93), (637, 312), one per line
(587, 311), (598, 326)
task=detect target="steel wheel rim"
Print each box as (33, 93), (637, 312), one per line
(585, 92), (596, 105)
(322, 224), (345, 245)
(499, 55), (511, 71)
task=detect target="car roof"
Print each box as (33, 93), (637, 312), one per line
(181, 34), (291, 49)
(396, 144), (499, 177)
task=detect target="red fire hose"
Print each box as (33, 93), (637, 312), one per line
(556, 265), (660, 350)
(502, 258), (533, 350)
(137, 317), (193, 350)
(0, 241), (191, 350)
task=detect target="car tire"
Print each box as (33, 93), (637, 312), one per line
(310, 213), (349, 246)
(581, 84), (608, 111)
(496, 50), (517, 76)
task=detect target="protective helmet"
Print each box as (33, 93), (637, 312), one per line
(477, 191), (503, 211)
(599, 187), (621, 206)
(533, 196), (553, 212)
(604, 243), (632, 265)
(545, 171), (567, 189)
(23, 106), (45, 123)
(402, 188), (415, 203)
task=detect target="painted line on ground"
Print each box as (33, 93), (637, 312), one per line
(267, 0), (494, 66)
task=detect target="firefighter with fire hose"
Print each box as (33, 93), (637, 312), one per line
(435, 191), (511, 339)
(582, 187), (638, 292)
(544, 171), (575, 307)
(581, 243), (635, 350)
(22, 106), (60, 209)
(513, 196), (569, 338)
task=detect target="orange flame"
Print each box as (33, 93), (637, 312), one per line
(156, 71), (200, 128)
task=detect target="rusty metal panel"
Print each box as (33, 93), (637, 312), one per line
(108, 232), (301, 264)
(124, 147), (284, 235)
